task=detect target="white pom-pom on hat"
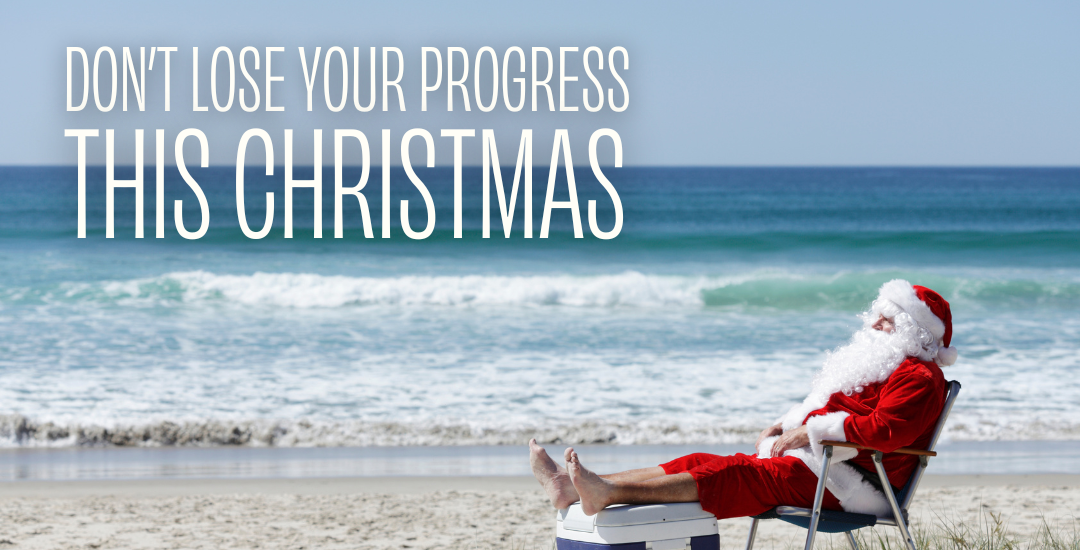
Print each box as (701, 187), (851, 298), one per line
(935, 346), (958, 366)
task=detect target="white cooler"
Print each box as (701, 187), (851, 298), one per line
(556, 502), (720, 550)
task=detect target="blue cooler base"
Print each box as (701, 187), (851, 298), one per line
(556, 534), (720, 550)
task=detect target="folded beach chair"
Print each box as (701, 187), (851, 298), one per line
(745, 380), (962, 550)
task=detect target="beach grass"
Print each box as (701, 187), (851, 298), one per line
(832, 511), (1080, 550)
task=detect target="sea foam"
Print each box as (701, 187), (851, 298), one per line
(6, 269), (1080, 311)
(2, 414), (1079, 449)
(33, 270), (711, 309)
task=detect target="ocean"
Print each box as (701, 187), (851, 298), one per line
(1, 166), (1078, 451)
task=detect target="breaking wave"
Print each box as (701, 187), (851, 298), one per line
(10, 271), (710, 309)
(4, 269), (1080, 311)
(0, 415), (759, 448)
(1, 414), (1077, 449)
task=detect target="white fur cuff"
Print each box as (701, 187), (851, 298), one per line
(806, 412), (857, 463)
(756, 435), (779, 459)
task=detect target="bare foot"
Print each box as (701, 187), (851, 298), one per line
(529, 439), (579, 509)
(567, 448), (616, 515)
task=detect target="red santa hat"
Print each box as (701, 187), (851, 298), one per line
(873, 279), (958, 366)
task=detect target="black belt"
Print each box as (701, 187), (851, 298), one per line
(846, 461), (902, 496)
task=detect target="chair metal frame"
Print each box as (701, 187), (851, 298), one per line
(744, 380), (961, 550)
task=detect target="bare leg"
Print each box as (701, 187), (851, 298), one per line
(564, 447), (668, 483)
(603, 467), (668, 483)
(531, 442), (675, 510)
(529, 439), (580, 508)
(568, 449), (698, 515)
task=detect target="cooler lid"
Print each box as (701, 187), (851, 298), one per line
(558, 502), (715, 530)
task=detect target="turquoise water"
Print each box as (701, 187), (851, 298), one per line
(0, 167), (1078, 446)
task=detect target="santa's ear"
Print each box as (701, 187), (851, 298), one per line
(936, 346), (958, 366)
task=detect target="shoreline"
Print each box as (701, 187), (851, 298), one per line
(3, 473), (1080, 498)
(3, 441), (1080, 483)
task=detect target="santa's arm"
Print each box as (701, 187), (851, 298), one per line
(803, 362), (944, 460)
(840, 365), (945, 453)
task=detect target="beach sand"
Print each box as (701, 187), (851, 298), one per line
(1, 475), (1078, 549)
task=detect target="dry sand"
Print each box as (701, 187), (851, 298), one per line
(1, 475), (1078, 550)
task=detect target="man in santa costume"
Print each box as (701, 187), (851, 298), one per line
(529, 279), (957, 518)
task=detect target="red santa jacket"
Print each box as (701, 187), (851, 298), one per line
(804, 357), (947, 490)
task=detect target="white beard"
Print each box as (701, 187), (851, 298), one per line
(779, 312), (932, 431)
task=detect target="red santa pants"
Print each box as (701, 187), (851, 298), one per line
(660, 453), (843, 520)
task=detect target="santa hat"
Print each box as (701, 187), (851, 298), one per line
(873, 279), (958, 366)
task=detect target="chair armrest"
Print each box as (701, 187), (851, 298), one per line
(819, 440), (937, 457)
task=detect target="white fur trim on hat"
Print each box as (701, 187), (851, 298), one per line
(874, 279), (946, 340)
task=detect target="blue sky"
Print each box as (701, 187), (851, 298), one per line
(2, 1), (1078, 166)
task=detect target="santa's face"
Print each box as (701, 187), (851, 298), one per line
(870, 314), (895, 333)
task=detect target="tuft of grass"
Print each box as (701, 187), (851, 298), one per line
(824, 509), (1080, 550)
(1028, 517), (1080, 550)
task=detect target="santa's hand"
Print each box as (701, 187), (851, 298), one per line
(756, 424), (783, 450)
(770, 425), (810, 457)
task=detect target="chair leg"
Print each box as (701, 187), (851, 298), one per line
(744, 518), (759, 550)
(804, 446), (834, 550)
(872, 452), (918, 550)
(844, 531), (859, 550)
